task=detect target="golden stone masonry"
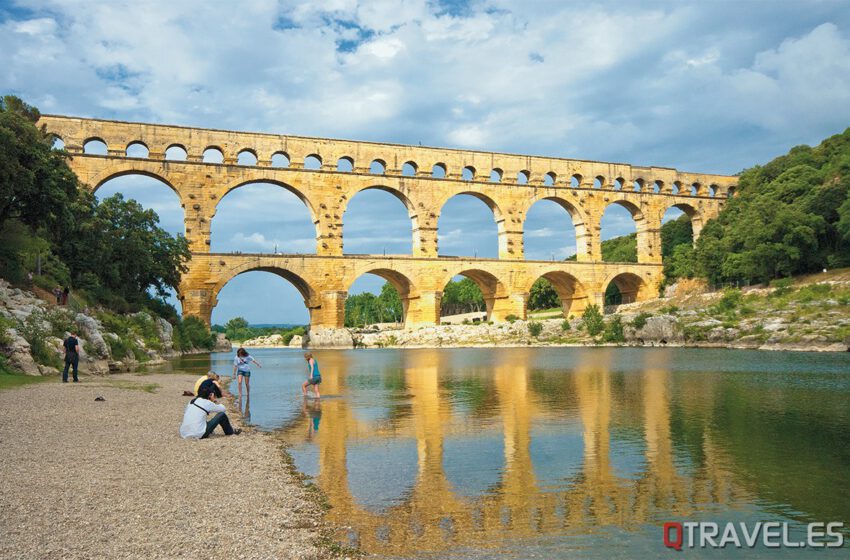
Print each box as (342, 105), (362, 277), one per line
(37, 115), (737, 327)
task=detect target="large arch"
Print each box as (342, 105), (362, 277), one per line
(208, 266), (315, 326)
(212, 180), (317, 253)
(523, 196), (585, 261)
(345, 269), (417, 326)
(439, 268), (507, 322)
(600, 200), (643, 263)
(341, 185), (416, 255)
(525, 271), (589, 318)
(602, 272), (652, 309)
(662, 202), (702, 242)
(437, 193), (503, 258)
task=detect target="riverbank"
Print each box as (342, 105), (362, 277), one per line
(312, 277), (850, 352)
(0, 373), (329, 560)
(0, 279), (231, 377)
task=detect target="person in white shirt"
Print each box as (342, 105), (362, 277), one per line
(180, 386), (241, 439)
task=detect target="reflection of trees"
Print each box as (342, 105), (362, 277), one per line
(277, 348), (842, 555)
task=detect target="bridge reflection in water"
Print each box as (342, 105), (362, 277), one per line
(275, 348), (756, 556)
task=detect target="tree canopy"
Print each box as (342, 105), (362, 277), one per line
(0, 96), (191, 313)
(694, 128), (850, 284)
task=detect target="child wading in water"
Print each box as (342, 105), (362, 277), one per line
(302, 352), (322, 399)
(233, 347), (261, 401)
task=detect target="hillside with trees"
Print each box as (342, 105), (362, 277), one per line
(1, 96), (215, 377)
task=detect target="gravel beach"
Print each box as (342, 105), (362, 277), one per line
(0, 374), (329, 560)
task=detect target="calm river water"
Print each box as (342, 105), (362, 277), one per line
(171, 347), (850, 558)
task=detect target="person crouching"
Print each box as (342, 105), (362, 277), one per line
(180, 385), (242, 439)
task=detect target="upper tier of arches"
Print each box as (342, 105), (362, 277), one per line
(44, 115), (738, 199)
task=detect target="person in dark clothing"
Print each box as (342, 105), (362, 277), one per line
(198, 376), (223, 399)
(53, 286), (62, 305)
(61, 286), (70, 306)
(62, 330), (80, 383)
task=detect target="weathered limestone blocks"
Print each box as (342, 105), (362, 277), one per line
(303, 327), (354, 349)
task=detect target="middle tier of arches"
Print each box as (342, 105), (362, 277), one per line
(76, 157), (718, 265)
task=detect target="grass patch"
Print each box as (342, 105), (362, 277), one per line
(87, 379), (160, 393)
(0, 370), (53, 392)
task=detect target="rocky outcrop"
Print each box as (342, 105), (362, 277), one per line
(289, 335), (303, 348)
(625, 314), (682, 344)
(241, 334), (286, 347)
(213, 333), (232, 352)
(0, 278), (226, 376)
(3, 328), (40, 376)
(303, 327), (354, 349)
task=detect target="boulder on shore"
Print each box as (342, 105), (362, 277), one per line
(214, 333), (232, 352)
(303, 327), (353, 349)
(3, 328), (41, 376)
(624, 314), (683, 344)
(288, 335), (303, 348)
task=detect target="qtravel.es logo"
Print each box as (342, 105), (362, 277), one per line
(663, 521), (844, 551)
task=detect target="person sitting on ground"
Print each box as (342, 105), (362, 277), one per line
(193, 371), (224, 398)
(180, 385), (241, 439)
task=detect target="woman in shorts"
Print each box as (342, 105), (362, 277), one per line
(302, 352), (321, 399)
(233, 347), (261, 401)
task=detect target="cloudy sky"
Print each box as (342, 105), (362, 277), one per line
(3, 0), (850, 324)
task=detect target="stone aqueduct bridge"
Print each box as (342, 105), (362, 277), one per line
(38, 115), (738, 327)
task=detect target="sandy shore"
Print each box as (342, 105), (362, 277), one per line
(0, 374), (329, 560)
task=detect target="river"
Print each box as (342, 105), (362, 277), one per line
(169, 347), (850, 558)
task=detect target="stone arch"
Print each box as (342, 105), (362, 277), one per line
(165, 143), (188, 161)
(602, 271), (652, 309)
(271, 151), (290, 168)
(662, 202), (703, 241)
(439, 267), (507, 321)
(83, 137), (108, 155)
(401, 161), (417, 176)
(370, 159), (386, 175)
(432, 162), (447, 178)
(217, 178), (317, 224)
(237, 149), (258, 166)
(437, 191), (505, 258)
(209, 265), (316, 323)
(600, 200), (644, 263)
(489, 168), (503, 183)
(341, 184), (417, 255)
(337, 156), (354, 172)
(543, 172), (556, 186)
(522, 195), (588, 261)
(304, 154), (322, 170)
(462, 165), (476, 181)
(125, 141), (149, 158)
(89, 166), (181, 200)
(525, 270), (589, 318)
(202, 146), (224, 164)
(517, 170), (530, 185)
(346, 268), (418, 325)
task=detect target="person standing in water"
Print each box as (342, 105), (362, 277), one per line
(233, 348), (261, 401)
(302, 352), (321, 399)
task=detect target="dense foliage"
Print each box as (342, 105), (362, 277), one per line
(0, 96), (206, 344)
(440, 278), (485, 316)
(694, 128), (850, 284)
(344, 283), (404, 327)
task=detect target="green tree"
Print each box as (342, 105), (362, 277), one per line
(528, 278), (559, 310)
(0, 96), (78, 237)
(57, 192), (191, 302)
(694, 128), (850, 283)
(378, 282), (403, 323)
(581, 304), (605, 336)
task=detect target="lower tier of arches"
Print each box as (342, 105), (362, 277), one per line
(179, 253), (663, 328)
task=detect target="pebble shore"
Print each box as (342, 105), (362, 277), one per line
(0, 374), (329, 560)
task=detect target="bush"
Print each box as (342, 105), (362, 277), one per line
(602, 316), (625, 343)
(175, 316), (215, 351)
(528, 322), (543, 337)
(19, 312), (60, 368)
(581, 305), (605, 336)
(631, 312), (652, 330)
(795, 283), (832, 303)
(659, 305), (679, 315)
(106, 335), (133, 360)
(505, 314), (519, 323)
(561, 319), (571, 332)
(713, 288), (743, 313)
(0, 315), (15, 346)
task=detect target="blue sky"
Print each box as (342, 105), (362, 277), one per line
(3, 0), (850, 324)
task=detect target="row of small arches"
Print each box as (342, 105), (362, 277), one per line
(71, 137), (732, 198)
